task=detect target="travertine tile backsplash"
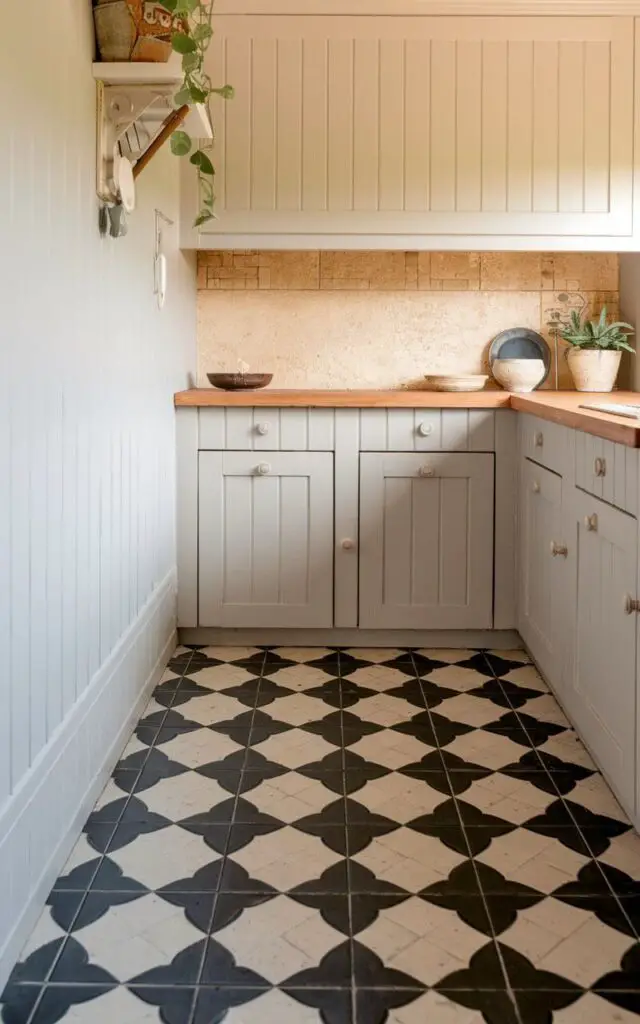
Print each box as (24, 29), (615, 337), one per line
(197, 251), (619, 389)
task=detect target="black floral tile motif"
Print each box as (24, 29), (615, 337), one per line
(593, 944), (640, 1014)
(6, 646), (640, 1024)
(393, 709), (473, 747)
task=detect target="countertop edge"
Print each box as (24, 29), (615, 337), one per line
(174, 389), (640, 447)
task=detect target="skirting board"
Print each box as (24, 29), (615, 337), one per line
(0, 571), (177, 994)
(179, 628), (521, 648)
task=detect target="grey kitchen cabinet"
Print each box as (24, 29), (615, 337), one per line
(569, 489), (638, 813)
(359, 452), (494, 630)
(198, 450), (334, 628)
(518, 459), (573, 701)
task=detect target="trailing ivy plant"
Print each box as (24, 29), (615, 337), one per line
(561, 307), (636, 354)
(161, 0), (233, 226)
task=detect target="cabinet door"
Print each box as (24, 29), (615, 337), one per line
(188, 15), (634, 245)
(359, 452), (493, 629)
(571, 491), (637, 812)
(198, 451), (334, 627)
(518, 460), (572, 694)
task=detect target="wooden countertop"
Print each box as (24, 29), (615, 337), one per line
(174, 388), (640, 447)
(174, 388), (512, 409)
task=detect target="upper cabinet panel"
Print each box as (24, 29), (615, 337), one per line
(184, 16), (635, 246)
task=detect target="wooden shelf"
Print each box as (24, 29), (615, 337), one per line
(92, 55), (182, 85)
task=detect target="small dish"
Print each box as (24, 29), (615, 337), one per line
(423, 374), (489, 392)
(489, 328), (550, 388)
(207, 373), (273, 391)
(492, 358), (546, 393)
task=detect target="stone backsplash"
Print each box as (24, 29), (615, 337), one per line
(197, 251), (619, 389)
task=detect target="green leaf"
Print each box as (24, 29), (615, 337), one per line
(160, 0), (178, 10)
(212, 84), (235, 100)
(181, 52), (199, 73)
(170, 130), (192, 156)
(189, 85), (208, 103)
(171, 32), (197, 54)
(174, 86), (192, 107)
(192, 23), (213, 43)
(197, 153), (215, 176)
(606, 321), (635, 334)
(617, 341), (636, 354)
(195, 210), (216, 226)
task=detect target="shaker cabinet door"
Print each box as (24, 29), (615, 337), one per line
(359, 452), (494, 630)
(186, 15), (634, 246)
(518, 459), (572, 695)
(569, 492), (637, 813)
(198, 451), (334, 628)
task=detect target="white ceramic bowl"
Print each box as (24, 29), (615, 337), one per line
(423, 374), (489, 392)
(492, 358), (545, 393)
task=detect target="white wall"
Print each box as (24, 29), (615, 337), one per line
(0, 0), (196, 987)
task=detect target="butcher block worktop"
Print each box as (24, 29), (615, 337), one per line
(174, 388), (640, 447)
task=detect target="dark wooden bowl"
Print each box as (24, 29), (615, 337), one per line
(207, 373), (273, 391)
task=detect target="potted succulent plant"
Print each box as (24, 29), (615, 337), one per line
(561, 307), (635, 392)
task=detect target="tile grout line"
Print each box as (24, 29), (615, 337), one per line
(414, 649), (525, 1024)
(338, 650), (359, 1024)
(187, 649), (268, 1024)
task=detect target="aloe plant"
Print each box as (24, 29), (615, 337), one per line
(162, 0), (233, 227)
(561, 306), (636, 354)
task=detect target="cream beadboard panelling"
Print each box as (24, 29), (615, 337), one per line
(197, 251), (619, 389)
(0, 0), (196, 989)
(182, 15), (635, 249)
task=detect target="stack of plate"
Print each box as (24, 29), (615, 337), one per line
(423, 374), (489, 392)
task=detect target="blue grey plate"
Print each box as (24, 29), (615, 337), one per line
(489, 328), (551, 388)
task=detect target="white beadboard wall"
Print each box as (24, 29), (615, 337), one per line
(0, 0), (196, 988)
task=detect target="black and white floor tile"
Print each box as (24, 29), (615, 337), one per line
(3, 645), (640, 1023)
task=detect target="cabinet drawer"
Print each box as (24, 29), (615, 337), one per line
(359, 409), (495, 451)
(575, 431), (638, 517)
(198, 407), (336, 451)
(520, 413), (570, 477)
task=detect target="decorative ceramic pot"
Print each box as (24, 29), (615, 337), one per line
(492, 358), (546, 393)
(94, 0), (173, 62)
(566, 349), (622, 393)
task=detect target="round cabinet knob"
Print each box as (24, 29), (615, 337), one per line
(550, 541), (568, 558)
(595, 457), (607, 478)
(534, 432), (544, 447)
(624, 594), (640, 615)
(256, 422), (270, 436)
(341, 538), (355, 551)
(419, 465), (435, 478)
(256, 463), (271, 476)
(584, 513), (598, 532)
(417, 422), (433, 438)
(532, 480), (541, 494)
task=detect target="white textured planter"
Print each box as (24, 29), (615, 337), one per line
(567, 349), (622, 392)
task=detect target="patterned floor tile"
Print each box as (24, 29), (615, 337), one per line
(5, 646), (640, 1024)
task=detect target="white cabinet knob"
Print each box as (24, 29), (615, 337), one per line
(584, 513), (598, 532)
(550, 541), (568, 558)
(256, 422), (270, 436)
(534, 432), (544, 447)
(419, 465), (435, 477)
(532, 480), (541, 494)
(256, 463), (271, 476)
(341, 538), (355, 550)
(417, 422), (433, 437)
(595, 457), (606, 477)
